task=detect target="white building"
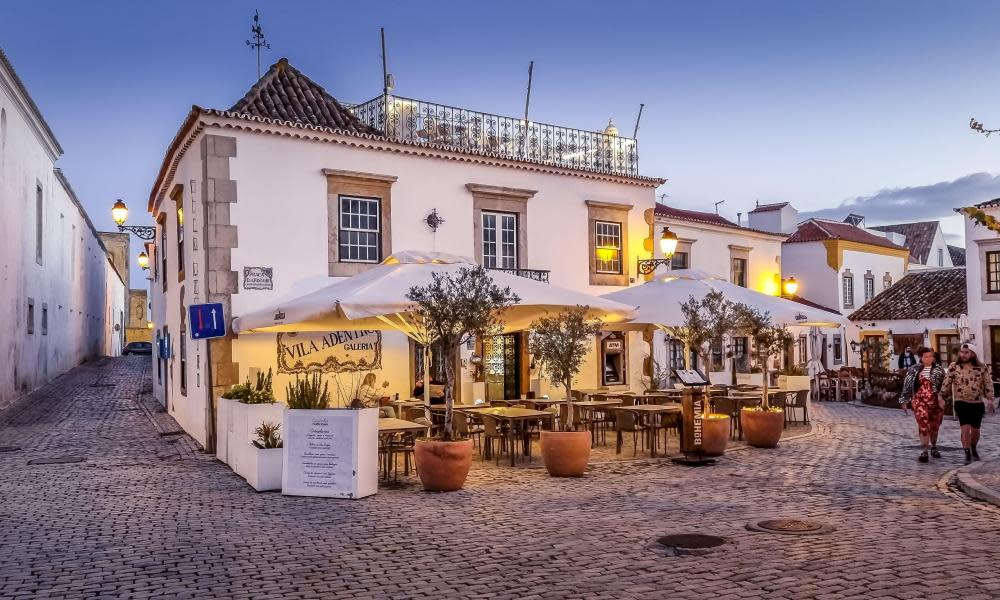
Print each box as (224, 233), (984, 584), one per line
(869, 220), (954, 269)
(146, 58), (663, 448)
(746, 201), (800, 234)
(0, 48), (125, 409)
(960, 199), (1000, 375)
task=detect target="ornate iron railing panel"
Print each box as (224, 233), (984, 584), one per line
(350, 95), (639, 177)
(487, 267), (550, 283)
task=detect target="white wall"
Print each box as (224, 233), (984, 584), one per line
(965, 206), (1000, 368)
(0, 59), (124, 409)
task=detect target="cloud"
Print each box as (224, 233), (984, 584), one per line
(799, 172), (1000, 224)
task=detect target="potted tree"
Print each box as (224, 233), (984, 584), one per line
(244, 421), (283, 492)
(667, 291), (737, 457)
(281, 372), (379, 499)
(406, 266), (519, 491)
(530, 306), (602, 477)
(734, 304), (793, 448)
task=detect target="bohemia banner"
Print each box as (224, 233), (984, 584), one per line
(277, 330), (382, 374)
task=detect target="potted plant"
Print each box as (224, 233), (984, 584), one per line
(281, 372), (379, 499)
(530, 306), (602, 477)
(244, 421), (283, 491)
(777, 364), (811, 391)
(667, 291), (738, 457)
(405, 266), (519, 491)
(734, 305), (793, 448)
(218, 370), (285, 478)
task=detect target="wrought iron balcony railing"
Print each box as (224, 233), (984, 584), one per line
(349, 95), (639, 177)
(486, 267), (550, 283)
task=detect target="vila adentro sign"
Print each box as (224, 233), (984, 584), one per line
(242, 266), (273, 290)
(277, 330), (382, 374)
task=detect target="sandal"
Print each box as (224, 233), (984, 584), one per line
(930, 447), (941, 459)
(918, 451), (929, 463)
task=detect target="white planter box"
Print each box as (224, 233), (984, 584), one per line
(244, 444), (283, 492)
(736, 373), (764, 386)
(282, 407), (379, 499)
(216, 397), (235, 465)
(778, 375), (812, 391)
(227, 402), (287, 479)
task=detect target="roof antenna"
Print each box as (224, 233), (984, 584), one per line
(632, 103), (644, 139)
(246, 10), (271, 80)
(519, 61), (534, 157)
(714, 199), (726, 214)
(380, 28), (394, 134)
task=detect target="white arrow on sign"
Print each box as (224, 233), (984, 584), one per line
(210, 308), (218, 330)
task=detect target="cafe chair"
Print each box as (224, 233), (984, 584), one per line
(481, 416), (507, 465)
(784, 390), (810, 425)
(378, 406), (396, 419)
(453, 411), (482, 450)
(614, 410), (648, 456)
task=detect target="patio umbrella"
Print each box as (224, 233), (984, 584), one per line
(600, 269), (846, 329)
(807, 326), (826, 401)
(232, 251), (636, 335)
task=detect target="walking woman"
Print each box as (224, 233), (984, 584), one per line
(942, 343), (995, 464)
(899, 347), (946, 463)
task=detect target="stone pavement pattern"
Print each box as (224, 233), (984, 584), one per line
(2, 357), (1000, 599)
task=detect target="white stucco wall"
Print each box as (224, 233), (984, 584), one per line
(965, 206), (1000, 369)
(149, 120), (659, 446)
(0, 58), (125, 409)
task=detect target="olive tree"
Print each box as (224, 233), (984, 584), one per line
(406, 266), (519, 440)
(733, 304), (793, 409)
(666, 291), (738, 409)
(530, 306), (603, 431)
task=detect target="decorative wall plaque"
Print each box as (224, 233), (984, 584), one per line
(277, 330), (382, 374)
(243, 266), (273, 290)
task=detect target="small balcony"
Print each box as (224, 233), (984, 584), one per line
(486, 267), (550, 284)
(349, 95), (639, 177)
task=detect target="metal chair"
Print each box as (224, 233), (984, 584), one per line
(614, 410), (647, 456)
(784, 390), (810, 424)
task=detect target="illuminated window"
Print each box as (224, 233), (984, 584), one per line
(595, 221), (622, 274)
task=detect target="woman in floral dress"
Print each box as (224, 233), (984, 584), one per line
(899, 347), (946, 463)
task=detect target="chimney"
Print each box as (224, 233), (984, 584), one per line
(737, 212), (742, 227)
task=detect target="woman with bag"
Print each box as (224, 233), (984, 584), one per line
(899, 347), (946, 463)
(942, 343), (995, 464)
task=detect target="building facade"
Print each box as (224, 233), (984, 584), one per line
(0, 48), (125, 409)
(125, 289), (151, 343)
(869, 220), (954, 269)
(961, 200), (1000, 376)
(147, 59), (662, 448)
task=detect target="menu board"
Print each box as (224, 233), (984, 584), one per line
(282, 410), (359, 498)
(674, 369), (708, 386)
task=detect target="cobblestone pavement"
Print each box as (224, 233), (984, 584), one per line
(3, 358), (1000, 599)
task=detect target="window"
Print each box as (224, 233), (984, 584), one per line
(710, 340), (724, 371)
(35, 184), (43, 265)
(159, 216), (168, 292)
(731, 257), (748, 287)
(937, 248), (944, 267)
(666, 338), (686, 373)
(832, 335), (843, 364)
(671, 251), (689, 270)
(733, 337), (749, 372)
(883, 272), (892, 290)
(595, 221), (622, 274)
(41, 303), (48, 336)
(936, 333), (961, 364)
(482, 211), (517, 269)
(842, 274), (855, 308)
(179, 289), (187, 397)
(26, 298), (34, 334)
(864, 274), (875, 302)
(338, 196), (381, 263)
(176, 204), (185, 281)
(987, 251), (1000, 294)
(798, 335), (808, 366)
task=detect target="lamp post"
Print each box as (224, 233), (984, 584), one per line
(782, 276), (799, 297)
(850, 339), (869, 389)
(637, 226), (679, 275)
(111, 199), (156, 241)
(137, 251), (150, 270)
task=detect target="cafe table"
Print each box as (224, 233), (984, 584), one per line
(377, 418), (428, 480)
(460, 406), (554, 466)
(571, 400), (622, 446)
(610, 404), (681, 457)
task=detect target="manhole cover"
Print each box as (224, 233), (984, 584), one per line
(28, 456), (85, 465)
(747, 518), (833, 535)
(655, 533), (728, 555)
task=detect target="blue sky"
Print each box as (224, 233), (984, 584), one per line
(4, 1), (1000, 284)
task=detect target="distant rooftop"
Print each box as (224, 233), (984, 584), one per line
(654, 203), (785, 236)
(948, 244), (966, 266)
(748, 201), (789, 214)
(869, 221), (939, 264)
(848, 268), (966, 321)
(785, 219), (908, 251)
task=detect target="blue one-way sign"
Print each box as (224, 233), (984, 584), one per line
(189, 303), (226, 340)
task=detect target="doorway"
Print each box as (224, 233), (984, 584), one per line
(483, 333), (521, 401)
(990, 327), (1000, 380)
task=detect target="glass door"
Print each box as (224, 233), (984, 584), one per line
(483, 334), (521, 402)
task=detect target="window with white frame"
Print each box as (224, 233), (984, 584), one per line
(842, 273), (855, 308)
(595, 220), (622, 274)
(987, 251), (1000, 294)
(35, 184), (43, 265)
(338, 196), (381, 263)
(481, 211), (517, 269)
(833, 334), (843, 364)
(864, 273), (875, 302)
(937, 247), (944, 267)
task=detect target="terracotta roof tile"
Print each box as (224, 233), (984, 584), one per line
(948, 244), (966, 266)
(784, 219), (907, 251)
(847, 268), (966, 321)
(869, 221), (939, 264)
(227, 58), (380, 135)
(654, 203), (785, 236)
(748, 201), (789, 214)
(975, 198), (1000, 209)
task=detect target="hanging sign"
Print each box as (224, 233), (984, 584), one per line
(242, 266), (274, 290)
(277, 330), (382, 374)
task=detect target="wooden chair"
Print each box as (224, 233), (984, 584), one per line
(453, 411), (482, 450)
(614, 410), (647, 456)
(480, 416), (506, 465)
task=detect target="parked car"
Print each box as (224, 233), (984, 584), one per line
(123, 342), (153, 356)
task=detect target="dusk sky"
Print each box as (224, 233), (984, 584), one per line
(4, 1), (1000, 283)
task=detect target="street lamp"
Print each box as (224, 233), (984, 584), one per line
(782, 276), (799, 297)
(637, 226), (678, 275)
(110, 199), (155, 241)
(137, 251), (150, 270)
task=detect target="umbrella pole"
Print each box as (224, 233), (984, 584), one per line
(423, 343), (432, 422)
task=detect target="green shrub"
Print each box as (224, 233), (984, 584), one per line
(285, 373), (330, 409)
(253, 421), (282, 449)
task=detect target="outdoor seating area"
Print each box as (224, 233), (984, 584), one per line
(813, 368), (865, 402)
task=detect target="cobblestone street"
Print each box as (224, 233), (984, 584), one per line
(3, 357), (1000, 599)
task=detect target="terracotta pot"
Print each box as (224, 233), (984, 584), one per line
(540, 430), (591, 477)
(740, 409), (784, 448)
(413, 438), (474, 492)
(701, 414), (730, 457)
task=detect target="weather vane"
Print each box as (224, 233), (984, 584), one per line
(246, 10), (271, 79)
